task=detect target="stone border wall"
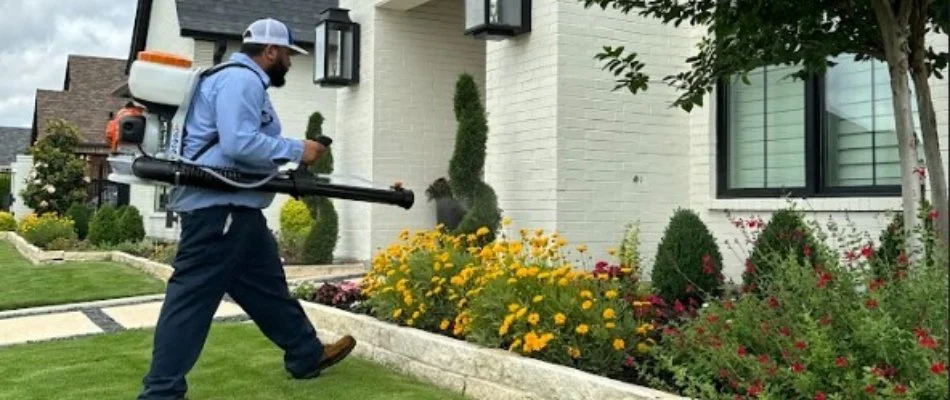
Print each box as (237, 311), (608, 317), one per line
(299, 301), (689, 400)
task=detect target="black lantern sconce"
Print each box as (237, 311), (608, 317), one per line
(464, 0), (531, 40)
(314, 8), (360, 87)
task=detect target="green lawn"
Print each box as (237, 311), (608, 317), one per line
(0, 322), (468, 400)
(0, 241), (166, 311)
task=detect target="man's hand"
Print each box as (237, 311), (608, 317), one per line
(302, 140), (327, 165)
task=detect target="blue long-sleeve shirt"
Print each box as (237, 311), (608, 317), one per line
(167, 53), (304, 212)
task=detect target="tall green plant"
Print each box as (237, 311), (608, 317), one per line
(743, 208), (822, 294)
(87, 205), (119, 246)
(448, 73), (501, 241)
(651, 208), (724, 305)
(20, 119), (88, 216)
(301, 111), (338, 264)
(65, 203), (90, 240)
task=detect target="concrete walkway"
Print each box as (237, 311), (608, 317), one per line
(0, 294), (249, 347)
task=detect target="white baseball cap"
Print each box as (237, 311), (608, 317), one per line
(242, 18), (309, 55)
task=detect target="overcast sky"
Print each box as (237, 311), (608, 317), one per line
(0, 0), (137, 128)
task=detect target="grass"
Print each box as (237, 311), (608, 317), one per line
(0, 241), (166, 311)
(0, 322), (468, 400)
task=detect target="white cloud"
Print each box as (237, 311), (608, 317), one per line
(0, 0), (137, 127)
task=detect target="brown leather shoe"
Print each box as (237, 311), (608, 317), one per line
(318, 335), (356, 371)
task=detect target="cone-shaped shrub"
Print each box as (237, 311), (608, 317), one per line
(743, 208), (820, 294)
(301, 111), (338, 264)
(651, 208), (724, 305)
(65, 203), (90, 240)
(87, 205), (119, 246)
(117, 205), (145, 243)
(448, 73), (500, 242)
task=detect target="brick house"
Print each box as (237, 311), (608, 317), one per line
(126, 0), (948, 280)
(32, 55), (133, 208)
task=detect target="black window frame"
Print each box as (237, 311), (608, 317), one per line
(715, 65), (903, 199)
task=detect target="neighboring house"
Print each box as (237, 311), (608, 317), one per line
(32, 55), (133, 208)
(0, 127), (30, 171)
(126, 0), (949, 280)
(123, 0), (338, 241)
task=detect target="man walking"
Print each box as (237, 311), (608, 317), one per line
(138, 18), (355, 400)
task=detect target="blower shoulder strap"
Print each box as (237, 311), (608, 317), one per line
(185, 61), (267, 162)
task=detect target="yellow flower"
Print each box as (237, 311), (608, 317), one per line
(575, 324), (589, 335)
(613, 338), (625, 351)
(606, 322), (616, 329)
(576, 244), (588, 253)
(476, 227), (491, 236)
(407, 318), (415, 326)
(528, 313), (540, 325)
(580, 290), (593, 299)
(607, 247), (617, 256)
(636, 323), (655, 335)
(509, 338), (522, 351)
(582, 300), (593, 310)
(508, 303), (521, 313)
(502, 216), (512, 226)
(605, 290), (618, 299)
(558, 278), (570, 286)
(637, 342), (650, 354)
(533, 295), (544, 303)
(603, 308), (616, 319)
(516, 307), (527, 319)
(412, 311), (420, 320)
(507, 278), (518, 284)
(567, 346), (581, 359)
(509, 242), (523, 255)
(404, 294), (414, 306)
(554, 313), (566, 325)
(393, 309), (403, 319)
(440, 319), (450, 330)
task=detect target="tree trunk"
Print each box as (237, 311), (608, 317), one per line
(871, 0), (923, 258)
(908, 1), (950, 250)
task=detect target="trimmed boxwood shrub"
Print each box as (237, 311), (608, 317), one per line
(116, 205), (146, 243)
(87, 205), (119, 246)
(742, 208), (821, 294)
(0, 212), (15, 231)
(301, 111), (339, 265)
(65, 203), (91, 240)
(448, 73), (501, 242)
(650, 208), (724, 305)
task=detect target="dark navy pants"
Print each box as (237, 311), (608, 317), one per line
(138, 205), (324, 400)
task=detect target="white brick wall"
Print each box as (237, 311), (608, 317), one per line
(553, 1), (695, 272)
(334, 0), (485, 261)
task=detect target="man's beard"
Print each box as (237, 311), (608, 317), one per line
(266, 61), (289, 87)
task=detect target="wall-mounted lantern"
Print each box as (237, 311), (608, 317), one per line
(464, 0), (531, 40)
(314, 8), (359, 87)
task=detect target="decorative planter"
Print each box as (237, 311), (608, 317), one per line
(299, 301), (689, 400)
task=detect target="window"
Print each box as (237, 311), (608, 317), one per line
(154, 187), (169, 212)
(716, 55), (918, 198)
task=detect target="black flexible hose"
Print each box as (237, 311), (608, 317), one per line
(131, 157), (414, 209)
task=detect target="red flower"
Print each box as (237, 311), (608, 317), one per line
(845, 250), (857, 262)
(768, 297), (780, 309)
(861, 245), (874, 259)
(745, 259), (756, 274)
(747, 381), (763, 396)
(624, 356), (635, 368)
(779, 326), (792, 336)
(719, 368), (729, 378)
(929, 210), (940, 221)
(795, 340), (807, 350)
(931, 362), (946, 375)
(706, 314), (719, 324)
(865, 298), (878, 309)
(759, 322), (771, 333)
(663, 326), (680, 336)
(724, 300), (735, 310)
(863, 385), (876, 395)
(803, 244), (812, 257)
(913, 166), (926, 178)
(819, 315), (832, 326)
(835, 356), (848, 367)
(674, 300), (686, 313)
(814, 392), (827, 400)
(919, 335), (938, 349)
(757, 354), (769, 364)
(869, 279), (885, 291)
(817, 272), (832, 288)
(897, 251), (908, 265)
(737, 345), (747, 357)
(893, 384), (907, 395)
(791, 362), (805, 373)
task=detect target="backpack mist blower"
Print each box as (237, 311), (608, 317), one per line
(105, 51), (414, 210)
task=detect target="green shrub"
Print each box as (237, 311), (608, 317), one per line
(742, 208), (821, 294)
(116, 205), (145, 243)
(87, 205), (119, 246)
(0, 211), (15, 231)
(280, 198), (311, 239)
(0, 173), (11, 210)
(300, 110), (339, 265)
(650, 208), (724, 305)
(873, 201), (937, 279)
(647, 215), (949, 400)
(65, 203), (91, 240)
(17, 212), (76, 249)
(20, 120), (88, 215)
(447, 73), (501, 242)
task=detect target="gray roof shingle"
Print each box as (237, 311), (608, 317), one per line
(0, 127), (31, 167)
(175, 0), (338, 46)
